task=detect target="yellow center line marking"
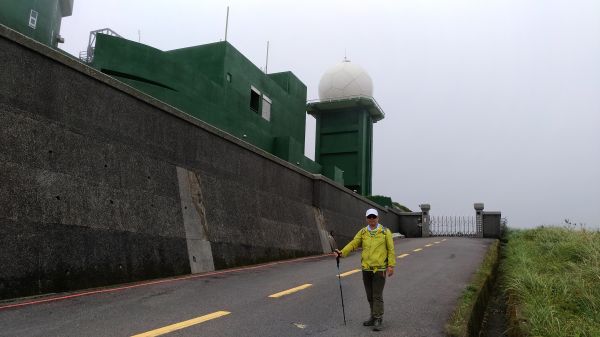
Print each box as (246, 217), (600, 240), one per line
(434, 241), (441, 244)
(413, 248), (423, 252)
(131, 311), (231, 337)
(398, 253), (410, 258)
(268, 284), (313, 298)
(425, 244), (433, 247)
(338, 269), (361, 277)
(442, 239), (447, 241)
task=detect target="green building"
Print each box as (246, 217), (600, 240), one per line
(307, 60), (385, 196)
(89, 35), (385, 196)
(0, 0), (73, 48)
(90, 34), (320, 174)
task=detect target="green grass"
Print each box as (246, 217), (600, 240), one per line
(503, 227), (600, 337)
(446, 239), (500, 337)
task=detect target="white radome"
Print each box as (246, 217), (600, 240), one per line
(318, 60), (373, 100)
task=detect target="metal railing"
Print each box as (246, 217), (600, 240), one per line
(429, 215), (478, 237)
(79, 28), (122, 63)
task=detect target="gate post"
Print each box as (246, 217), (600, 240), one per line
(474, 203), (484, 238)
(420, 204), (431, 237)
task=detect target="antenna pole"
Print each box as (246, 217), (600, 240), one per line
(224, 6), (230, 41)
(265, 41), (270, 74)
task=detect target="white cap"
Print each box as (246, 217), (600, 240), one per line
(366, 208), (378, 217)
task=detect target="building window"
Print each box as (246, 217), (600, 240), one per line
(29, 10), (38, 29)
(226, 73), (232, 82)
(250, 86), (260, 112)
(261, 95), (271, 121)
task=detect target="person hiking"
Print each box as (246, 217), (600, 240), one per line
(334, 208), (396, 331)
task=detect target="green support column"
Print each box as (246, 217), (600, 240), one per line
(307, 97), (384, 196)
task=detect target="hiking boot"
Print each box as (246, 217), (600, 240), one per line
(363, 317), (375, 326)
(372, 318), (383, 331)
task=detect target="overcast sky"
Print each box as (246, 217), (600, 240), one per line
(60, 0), (600, 229)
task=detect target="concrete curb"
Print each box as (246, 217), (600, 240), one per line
(505, 292), (528, 337)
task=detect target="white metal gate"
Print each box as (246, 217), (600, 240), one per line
(428, 215), (479, 237)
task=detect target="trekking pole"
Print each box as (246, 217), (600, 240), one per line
(336, 254), (347, 325)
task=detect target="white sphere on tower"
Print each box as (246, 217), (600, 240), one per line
(318, 60), (373, 100)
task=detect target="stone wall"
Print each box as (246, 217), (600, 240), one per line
(0, 25), (411, 300)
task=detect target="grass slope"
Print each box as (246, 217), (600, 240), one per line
(503, 227), (600, 337)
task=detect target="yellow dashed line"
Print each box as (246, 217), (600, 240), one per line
(398, 254), (410, 258)
(131, 311), (231, 337)
(268, 284), (313, 298)
(442, 239), (447, 241)
(413, 248), (423, 252)
(434, 241), (441, 244)
(338, 269), (361, 277)
(425, 244), (433, 247)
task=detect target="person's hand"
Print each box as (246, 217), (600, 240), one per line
(386, 266), (394, 277)
(334, 249), (342, 258)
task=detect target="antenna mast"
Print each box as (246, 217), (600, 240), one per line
(265, 41), (270, 74)
(224, 6), (230, 41)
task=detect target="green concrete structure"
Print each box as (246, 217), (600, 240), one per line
(307, 97), (384, 196)
(367, 195), (393, 208)
(0, 0), (73, 48)
(90, 34), (385, 195)
(91, 34), (320, 174)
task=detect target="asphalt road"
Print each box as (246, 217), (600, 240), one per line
(0, 237), (495, 337)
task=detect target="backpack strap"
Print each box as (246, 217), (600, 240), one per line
(363, 226), (387, 236)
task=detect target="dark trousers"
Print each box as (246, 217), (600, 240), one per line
(362, 270), (386, 319)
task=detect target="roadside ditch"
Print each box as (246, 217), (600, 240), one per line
(445, 238), (510, 337)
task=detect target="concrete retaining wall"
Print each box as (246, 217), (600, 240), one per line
(0, 25), (412, 300)
(483, 212), (502, 239)
(396, 212), (423, 238)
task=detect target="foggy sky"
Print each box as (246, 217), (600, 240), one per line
(59, 0), (600, 229)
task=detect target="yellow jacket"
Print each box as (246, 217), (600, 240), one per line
(340, 225), (396, 271)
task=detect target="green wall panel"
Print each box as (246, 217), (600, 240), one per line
(90, 35), (319, 173)
(0, 0), (70, 48)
